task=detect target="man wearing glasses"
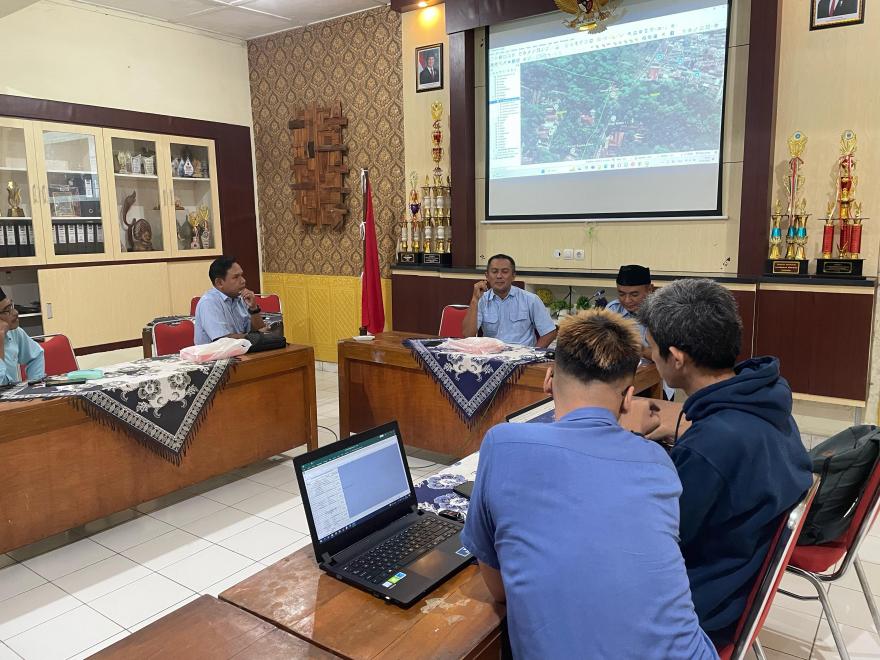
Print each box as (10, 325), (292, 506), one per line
(0, 288), (44, 385)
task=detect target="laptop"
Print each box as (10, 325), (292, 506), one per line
(293, 421), (475, 608)
(506, 396), (555, 424)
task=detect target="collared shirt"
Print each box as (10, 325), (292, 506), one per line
(194, 287), (252, 345)
(476, 286), (556, 346)
(461, 408), (717, 660)
(606, 299), (675, 399)
(1, 328), (45, 385)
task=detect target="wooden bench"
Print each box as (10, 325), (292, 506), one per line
(93, 595), (339, 659)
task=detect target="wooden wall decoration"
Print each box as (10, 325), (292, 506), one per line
(288, 103), (349, 228)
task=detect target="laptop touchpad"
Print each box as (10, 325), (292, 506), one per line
(407, 549), (450, 576)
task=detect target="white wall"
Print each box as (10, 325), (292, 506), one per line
(0, 0), (253, 127)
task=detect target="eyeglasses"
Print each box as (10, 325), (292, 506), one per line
(0, 301), (15, 316)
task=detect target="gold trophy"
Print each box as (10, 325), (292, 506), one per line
(397, 173), (420, 264)
(766, 131), (809, 275)
(422, 105), (452, 265)
(816, 130), (868, 278)
(6, 181), (25, 218)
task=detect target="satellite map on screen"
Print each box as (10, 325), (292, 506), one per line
(519, 29), (727, 166)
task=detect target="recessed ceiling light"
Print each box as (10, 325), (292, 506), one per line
(418, 1), (428, 7)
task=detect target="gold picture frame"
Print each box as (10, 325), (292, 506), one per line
(810, 0), (865, 30)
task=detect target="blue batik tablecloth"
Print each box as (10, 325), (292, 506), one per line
(403, 338), (551, 426)
(414, 452), (479, 517)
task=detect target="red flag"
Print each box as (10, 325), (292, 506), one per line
(360, 172), (385, 335)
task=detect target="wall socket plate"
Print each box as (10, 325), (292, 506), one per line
(553, 249), (562, 258)
(563, 248), (574, 260)
(574, 249), (585, 260)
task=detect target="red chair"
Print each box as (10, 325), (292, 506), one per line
(255, 293), (281, 313)
(190, 296), (201, 316)
(438, 304), (469, 337)
(32, 334), (79, 377)
(717, 476), (820, 660)
(780, 452), (880, 660)
(152, 320), (195, 357)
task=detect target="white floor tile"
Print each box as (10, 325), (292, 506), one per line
(180, 507), (263, 543)
(68, 631), (129, 659)
(759, 647), (804, 660)
(120, 530), (211, 572)
(810, 620), (880, 659)
(0, 583), (81, 641)
(53, 556), (150, 603)
(274, 479), (301, 495)
(233, 488), (302, 519)
(859, 535), (880, 564)
(127, 594), (200, 632)
(5, 604), (122, 660)
(200, 478), (271, 506)
(834, 560), (880, 598)
(759, 602), (820, 659)
(260, 535), (311, 567)
(145, 495), (228, 528)
(6, 532), (87, 564)
(246, 462), (297, 488)
(157, 545), (252, 592)
(0, 643), (18, 659)
(218, 521), (305, 562)
(775, 573), (824, 617)
(318, 427), (340, 447)
(826, 584), (880, 632)
(271, 504), (310, 535)
(0, 557), (15, 571)
(21, 539), (115, 583)
(0, 566), (45, 604)
(90, 516), (174, 553)
(89, 572), (195, 630)
(201, 563), (266, 598)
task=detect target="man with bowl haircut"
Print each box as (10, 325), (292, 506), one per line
(461, 309), (717, 659)
(640, 278), (811, 646)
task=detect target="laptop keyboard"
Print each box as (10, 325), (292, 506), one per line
(343, 517), (461, 584)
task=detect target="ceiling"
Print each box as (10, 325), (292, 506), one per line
(71, 0), (390, 40)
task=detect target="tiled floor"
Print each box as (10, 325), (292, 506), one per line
(0, 364), (877, 659)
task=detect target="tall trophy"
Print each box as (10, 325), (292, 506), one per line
(766, 131), (810, 275)
(422, 102), (453, 266)
(6, 181), (25, 217)
(816, 130), (868, 278)
(397, 172), (421, 264)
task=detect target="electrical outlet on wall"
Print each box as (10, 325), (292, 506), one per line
(563, 248), (573, 260)
(574, 249), (585, 260)
(553, 249), (562, 259)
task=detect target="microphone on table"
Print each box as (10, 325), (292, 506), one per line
(592, 289), (608, 309)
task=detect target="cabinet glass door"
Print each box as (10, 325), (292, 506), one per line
(107, 134), (167, 256)
(37, 126), (108, 260)
(0, 122), (42, 263)
(167, 139), (222, 255)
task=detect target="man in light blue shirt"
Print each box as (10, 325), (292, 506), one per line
(194, 256), (266, 344)
(461, 254), (556, 347)
(0, 290), (44, 385)
(461, 309), (717, 660)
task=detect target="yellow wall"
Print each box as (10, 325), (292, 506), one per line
(262, 273), (392, 363)
(402, 6), (451, 187)
(474, 0), (751, 272)
(1, 0), (254, 127)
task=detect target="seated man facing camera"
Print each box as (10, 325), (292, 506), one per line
(194, 256), (266, 345)
(640, 279), (811, 646)
(0, 288), (44, 385)
(461, 309), (717, 659)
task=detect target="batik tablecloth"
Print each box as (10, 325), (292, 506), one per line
(403, 338), (551, 426)
(0, 355), (235, 464)
(414, 452), (479, 517)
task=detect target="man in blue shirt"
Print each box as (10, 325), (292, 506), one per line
(461, 309), (717, 659)
(461, 254), (556, 347)
(640, 279), (812, 646)
(0, 289), (44, 385)
(194, 256), (266, 344)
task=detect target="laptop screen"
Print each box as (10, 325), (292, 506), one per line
(300, 428), (411, 545)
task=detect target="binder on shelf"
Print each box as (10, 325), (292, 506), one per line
(95, 222), (104, 253)
(0, 222), (7, 259)
(85, 221), (96, 253)
(24, 222), (35, 257)
(74, 222), (86, 254)
(5, 221), (19, 258)
(56, 222), (68, 256)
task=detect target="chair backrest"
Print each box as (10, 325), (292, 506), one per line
(190, 296), (201, 316)
(835, 449), (880, 572)
(255, 293), (281, 314)
(438, 304), (469, 337)
(724, 476), (821, 660)
(152, 320), (195, 357)
(32, 334), (78, 377)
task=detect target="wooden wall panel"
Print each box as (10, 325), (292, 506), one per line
(449, 30), (476, 267)
(731, 289), (756, 362)
(755, 289), (874, 402)
(167, 259), (214, 316)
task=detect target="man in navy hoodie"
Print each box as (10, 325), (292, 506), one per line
(639, 278), (812, 646)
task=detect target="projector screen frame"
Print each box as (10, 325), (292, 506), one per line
(483, 1), (733, 223)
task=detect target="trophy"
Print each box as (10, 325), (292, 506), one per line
(6, 181), (25, 218)
(421, 102), (453, 266)
(397, 172), (421, 264)
(766, 131), (810, 275)
(816, 130), (868, 278)
(431, 101), (444, 184)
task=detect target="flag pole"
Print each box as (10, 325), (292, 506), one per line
(359, 168), (368, 336)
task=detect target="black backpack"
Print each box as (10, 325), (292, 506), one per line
(798, 425), (880, 546)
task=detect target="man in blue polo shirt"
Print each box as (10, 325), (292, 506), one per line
(0, 288), (44, 385)
(194, 256), (266, 344)
(461, 254), (556, 347)
(461, 309), (717, 659)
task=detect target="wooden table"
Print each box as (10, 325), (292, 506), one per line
(0, 345), (318, 554)
(95, 595), (339, 659)
(338, 332), (662, 456)
(221, 546), (505, 660)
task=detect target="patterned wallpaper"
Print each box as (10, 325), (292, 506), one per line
(248, 7), (404, 277)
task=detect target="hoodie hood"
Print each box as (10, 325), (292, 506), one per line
(683, 357), (793, 431)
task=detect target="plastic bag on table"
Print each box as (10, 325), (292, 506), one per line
(180, 337), (251, 363)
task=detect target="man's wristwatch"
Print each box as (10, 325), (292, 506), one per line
(248, 305), (262, 315)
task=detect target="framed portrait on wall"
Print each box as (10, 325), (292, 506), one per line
(811, 0), (865, 30)
(416, 43), (443, 93)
